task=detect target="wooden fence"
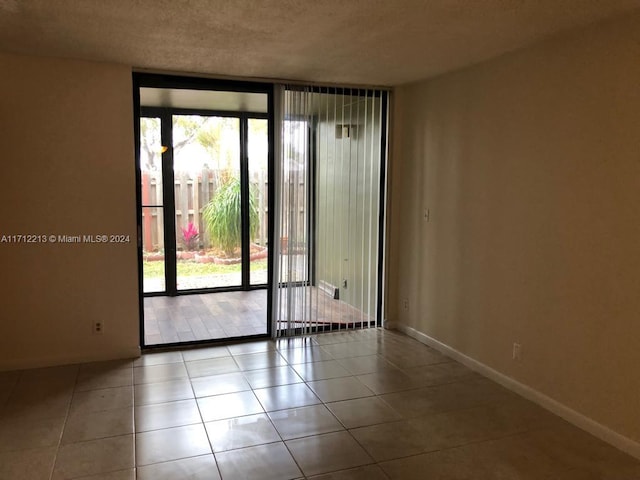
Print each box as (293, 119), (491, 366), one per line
(141, 168), (306, 253)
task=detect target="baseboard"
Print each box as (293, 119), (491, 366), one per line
(391, 323), (640, 460)
(0, 346), (141, 372)
(318, 280), (340, 300)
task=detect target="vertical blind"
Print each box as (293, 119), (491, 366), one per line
(272, 85), (387, 338)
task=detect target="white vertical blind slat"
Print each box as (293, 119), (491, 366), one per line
(273, 86), (385, 338)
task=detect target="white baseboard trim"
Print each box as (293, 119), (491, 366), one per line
(0, 346), (141, 372)
(391, 322), (640, 460)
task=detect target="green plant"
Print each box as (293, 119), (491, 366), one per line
(202, 175), (259, 255)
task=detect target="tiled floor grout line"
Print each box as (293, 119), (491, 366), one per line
(215, 344), (301, 478)
(6, 329), (640, 479)
(279, 344), (341, 480)
(285, 343), (373, 479)
(284, 339), (477, 478)
(128, 362), (137, 480)
(184, 351), (223, 480)
(63, 354), (525, 474)
(131, 360), (139, 480)
(48, 365), (79, 480)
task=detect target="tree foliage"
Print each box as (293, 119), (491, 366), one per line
(140, 116), (233, 171)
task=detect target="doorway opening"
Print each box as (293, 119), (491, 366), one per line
(134, 74), (274, 348)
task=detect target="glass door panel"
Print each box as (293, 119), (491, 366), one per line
(140, 117), (165, 294)
(172, 115), (242, 291)
(248, 118), (269, 286)
(142, 207), (165, 293)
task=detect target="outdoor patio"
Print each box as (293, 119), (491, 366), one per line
(144, 286), (375, 346)
(144, 290), (268, 345)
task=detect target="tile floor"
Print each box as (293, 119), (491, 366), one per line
(1, 328), (639, 479)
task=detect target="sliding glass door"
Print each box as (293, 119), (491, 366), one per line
(140, 116), (165, 294)
(248, 118), (270, 286)
(173, 114), (242, 291)
(135, 75), (274, 348)
(140, 111), (269, 295)
(136, 75), (388, 346)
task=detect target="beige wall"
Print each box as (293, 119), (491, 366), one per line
(389, 12), (640, 442)
(0, 53), (139, 369)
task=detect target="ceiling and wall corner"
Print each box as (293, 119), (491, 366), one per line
(0, 0), (639, 86)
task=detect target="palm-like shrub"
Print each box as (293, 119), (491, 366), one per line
(202, 176), (259, 256)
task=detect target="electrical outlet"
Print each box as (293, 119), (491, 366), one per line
(424, 208), (430, 222)
(402, 298), (409, 311)
(342, 279), (348, 289)
(512, 342), (521, 361)
(93, 321), (104, 335)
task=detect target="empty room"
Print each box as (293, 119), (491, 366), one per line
(1, 1), (639, 479)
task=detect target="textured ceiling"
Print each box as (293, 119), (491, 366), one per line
(1, 0), (639, 86)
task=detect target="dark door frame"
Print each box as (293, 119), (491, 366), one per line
(140, 107), (268, 296)
(133, 73), (275, 349)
